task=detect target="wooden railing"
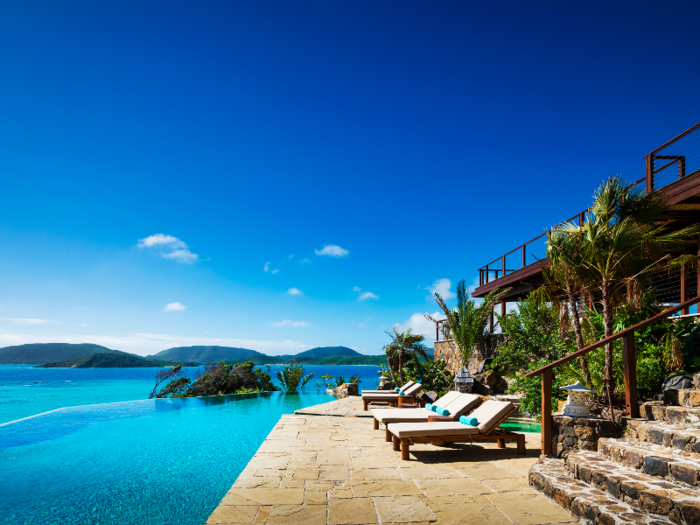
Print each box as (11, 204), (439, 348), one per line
(476, 121), (700, 291)
(524, 294), (700, 455)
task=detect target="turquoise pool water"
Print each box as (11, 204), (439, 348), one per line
(0, 392), (332, 525)
(0, 364), (382, 424)
(500, 420), (541, 432)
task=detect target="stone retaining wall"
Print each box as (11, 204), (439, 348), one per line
(434, 334), (507, 375)
(551, 414), (616, 458)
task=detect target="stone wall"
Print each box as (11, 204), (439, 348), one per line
(551, 414), (616, 458)
(434, 334), (508, 375)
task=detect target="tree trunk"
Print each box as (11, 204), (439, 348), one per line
(567, 287), (592, 386)
(398, 350), (405, 384)
(601, 281), (616, 424)
(386, 353), (399, 387)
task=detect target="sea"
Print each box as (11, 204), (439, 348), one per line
(0, 364), (383, 425)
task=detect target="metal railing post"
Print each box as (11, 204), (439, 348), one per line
(522, 245), (526, 268)
(645, 154), (654, 193)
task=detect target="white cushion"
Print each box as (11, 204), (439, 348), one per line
(442, 394), (481, 419)
(467, 401), (516, 432)
(388, 422), (479, 438)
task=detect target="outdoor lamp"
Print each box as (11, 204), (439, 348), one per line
(560, 381), (595, 417)
(454, 366), (474, 393)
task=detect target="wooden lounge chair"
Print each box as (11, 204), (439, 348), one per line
(360, 380), (415, 396)
(361, 382), (423, 410)
(386, 400), (525, 459)
(371, 392), (482, 443)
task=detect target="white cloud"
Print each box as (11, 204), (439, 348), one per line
(272, 320), (312, 327)
(0, 332), (313, 357)
(353, 286), (362, 292)
(315, 244), (349, 257)
(162, 249), (198, 264)
(138, 234), (198, 264)
(0, 317), (60, 325)
(426, 278), (455, 300)
(394, 311), (445, 341)
(263, 262), (279, 274)
(72, 323), (89, 327)
(164, 302), (187, 312)
(358, 291), (379, 300)
(287, 288), (303, 296)
(137, 234), (186, 249)
(299, 258), (312, 264)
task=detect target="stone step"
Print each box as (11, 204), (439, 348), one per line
(627, 419), (700, 453)
(639, 402), (700, 427)
(664, 389), (700, 408)
(529, 456), (677, 525)
(598, 438), (700, 486)
(563, 451), (700, 522)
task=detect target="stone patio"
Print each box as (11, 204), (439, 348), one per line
(207, 399), (576, 525)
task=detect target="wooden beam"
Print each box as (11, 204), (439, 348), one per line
(541, 369), (552, 455)
(622, 334), (639, 418)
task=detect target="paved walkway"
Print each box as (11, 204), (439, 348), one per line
(206, 399), (575, 525)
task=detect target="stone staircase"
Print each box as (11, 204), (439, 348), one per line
(529, 387), (700, 524)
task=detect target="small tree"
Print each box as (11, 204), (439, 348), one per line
(276, 361), (315, 391)
(429, 280), (508, 370)
(383, 328), (430, 385)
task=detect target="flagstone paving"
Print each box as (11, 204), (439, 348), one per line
(207, 402), (575, 525)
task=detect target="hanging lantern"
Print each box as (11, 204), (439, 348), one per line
(454, 366), (474, 393)
(560, 381), (596, 417)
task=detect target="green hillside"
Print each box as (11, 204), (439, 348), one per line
(293, 346), (360, 358)
(37, 352), (198, 368)
(147, 345), (264, 363)
(228, 352), (385, 366)
(0, 343), (123, 364)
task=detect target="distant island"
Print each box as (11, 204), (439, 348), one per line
(37, 352), (199, 369)
(1, 342), (396, 368)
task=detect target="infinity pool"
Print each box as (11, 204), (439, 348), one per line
(0, 392), (331, 525)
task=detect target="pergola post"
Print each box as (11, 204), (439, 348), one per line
(541, 369), (552, 455)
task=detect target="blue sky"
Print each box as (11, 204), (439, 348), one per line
(0, 1), (699, 356)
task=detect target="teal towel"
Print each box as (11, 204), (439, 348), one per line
(394, 387), (400, 392)
(429, 404), (438, 412)
(425, 403), (434, 411)
(398, 390), (406, 396)
(459, 416), (478, 426)
(436, 407), (450, 416)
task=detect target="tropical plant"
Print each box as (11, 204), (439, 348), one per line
(150, 361), (277, 398)
(383, 328), (431, 385)
(551, 175), (699, 422)
(545, 230), (592, 386)
(491, 295), (565, 377)
(428, 279), (508, 369)
(275, 361), (315, 391)
(404, 358), (454, 397)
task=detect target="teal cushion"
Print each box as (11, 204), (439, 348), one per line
(398, 390), (406, 396)
(394, 387), (400, 392)
(425, 403), (434, 411)
(429, 404), (438, 412)
(459, 416), (478, 426)
(436, 407), (450, 416)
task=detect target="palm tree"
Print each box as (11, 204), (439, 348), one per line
(275, 361), (315, 391)
(383, 328), (430, 385)
(546, 230), (592, 386)
(429, 280), (508, 370)
(555, 175), (699, 422)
